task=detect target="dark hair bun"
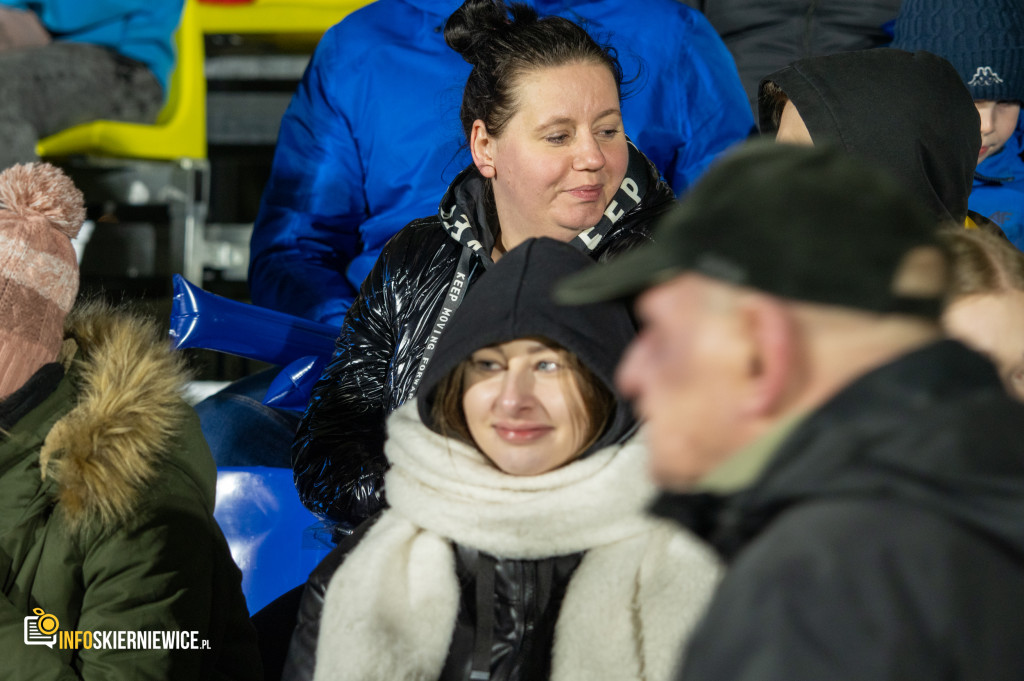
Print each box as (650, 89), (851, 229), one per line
(444, 0), (538, 66)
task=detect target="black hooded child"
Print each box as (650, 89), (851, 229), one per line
(759, 48), (982, 227)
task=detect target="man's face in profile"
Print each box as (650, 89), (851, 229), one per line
(615, 274), (750, 491)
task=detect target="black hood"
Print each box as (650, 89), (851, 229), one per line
(417, 237), (637, 453)
(758, 48), (980, 224)
(656, 341), (1024, 562)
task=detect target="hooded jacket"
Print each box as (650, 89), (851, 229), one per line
(247, 0), (753, 326)
(758, 48), (980, 226)
(284, 239), (719, 681)
(0, 302), (260, 681)
(658, 340), (1024, 681)
(972, 119), (1024, 249)
(292, 145), (675, 527)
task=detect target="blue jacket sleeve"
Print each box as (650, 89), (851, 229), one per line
(663, 9), (754, 192)
(249, 25), (368, 326)
(0, 0), (182, 91)
(0, 1), (156, 28)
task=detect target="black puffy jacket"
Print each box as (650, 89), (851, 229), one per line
(292, 143), (675, 527)
(657, 341), (1024, 680)
(282, 518), (584, 681)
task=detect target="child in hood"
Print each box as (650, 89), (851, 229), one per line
(759, 49), (987, 229)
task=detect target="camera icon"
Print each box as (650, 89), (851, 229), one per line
(24, 608), (59, 648)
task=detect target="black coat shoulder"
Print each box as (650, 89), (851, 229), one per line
(283, 517), (582, 681)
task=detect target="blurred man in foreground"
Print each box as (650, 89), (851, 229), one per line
(557, 142), (1024, 680)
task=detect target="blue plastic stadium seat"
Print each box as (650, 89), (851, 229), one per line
(214, 466), (333, 614)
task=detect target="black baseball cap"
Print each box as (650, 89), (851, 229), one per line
(554, 141), (950, 316)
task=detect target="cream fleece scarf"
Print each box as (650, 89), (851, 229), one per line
(315, 403), (721, 681)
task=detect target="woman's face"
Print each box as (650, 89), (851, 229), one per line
(943, 290), (1024, 400)
(462, 339), (590, 475)
(470, 61), (628, 253)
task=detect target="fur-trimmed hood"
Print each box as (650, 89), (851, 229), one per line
(35, 300), (202, 537)
(0, 304), (261, 681)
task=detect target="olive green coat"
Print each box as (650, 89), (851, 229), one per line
(0, 303), (260, 680)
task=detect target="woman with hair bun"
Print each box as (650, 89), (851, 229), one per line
(283, 238), (719, 681)
(293, 0), (678, 530)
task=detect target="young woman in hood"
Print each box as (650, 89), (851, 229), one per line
(291, 0), (677, 529)
(282, 238), (719, 681)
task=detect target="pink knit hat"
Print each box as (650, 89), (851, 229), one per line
(0, 163), (85, 400)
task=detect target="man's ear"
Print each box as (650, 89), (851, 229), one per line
(470, 120), (496, 178)
(737, 294), (798, 417)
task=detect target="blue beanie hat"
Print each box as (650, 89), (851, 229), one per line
(892, 0), (1024, 103)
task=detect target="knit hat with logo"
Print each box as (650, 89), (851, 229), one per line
(892, 0), (1024, 102)
(0, 163), (85, 400)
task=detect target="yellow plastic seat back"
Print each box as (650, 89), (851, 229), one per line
(36, 0), (206, 161)
(195, 0), (367, 35)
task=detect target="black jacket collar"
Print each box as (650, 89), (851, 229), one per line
(0, 363), (64, 432)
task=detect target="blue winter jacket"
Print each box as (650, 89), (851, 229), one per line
(0, 0), (183, 93)
(972, 119), (1024, 250)
(248, 0), (753, 325)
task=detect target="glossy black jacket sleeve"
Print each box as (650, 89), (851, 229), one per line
(290, 238), (398, 527)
